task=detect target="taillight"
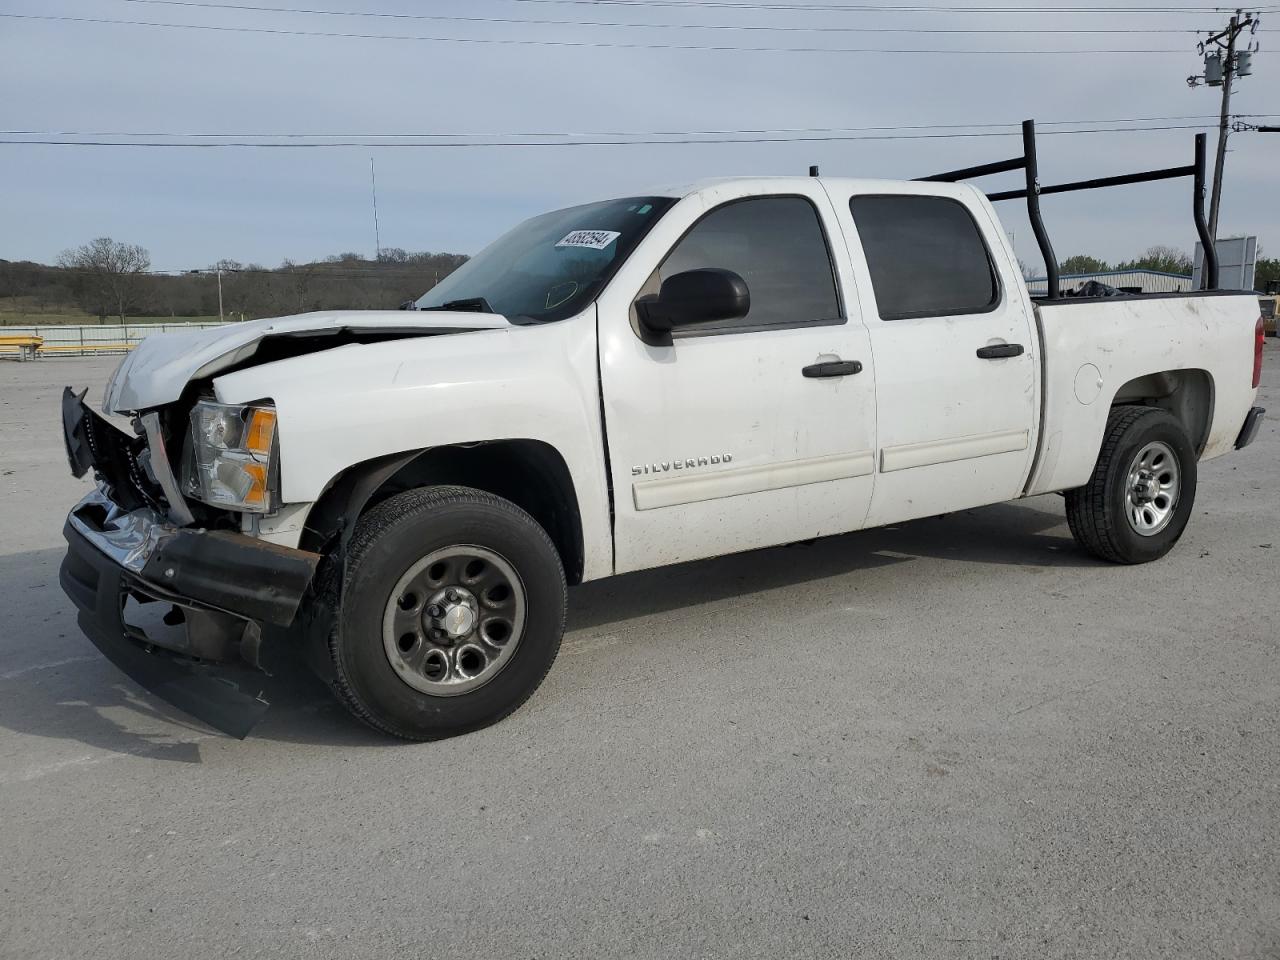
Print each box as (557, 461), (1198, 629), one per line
(1254, 316), (1265, 389)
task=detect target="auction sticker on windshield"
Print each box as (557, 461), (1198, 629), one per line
(556, 230), (621, 250)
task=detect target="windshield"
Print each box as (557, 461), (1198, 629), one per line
(416, 196), (676, 322)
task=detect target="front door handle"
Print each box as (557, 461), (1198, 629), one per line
(802, 360), (863, 378)
(976, 343), (1024, 360)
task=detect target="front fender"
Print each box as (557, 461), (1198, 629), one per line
(211, 309), (613, 580)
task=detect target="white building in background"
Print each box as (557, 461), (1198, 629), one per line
(1026, 270), (1193, 297)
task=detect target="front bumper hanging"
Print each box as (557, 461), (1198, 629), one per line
(58, 389), (320, 738)
(63, 488), (319, 630)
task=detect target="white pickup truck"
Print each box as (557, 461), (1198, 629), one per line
(59, 124), (1265, 740)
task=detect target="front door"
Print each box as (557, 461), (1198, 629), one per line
(597, 185), (878, 574)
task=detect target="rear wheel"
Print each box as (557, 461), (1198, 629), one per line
(1065, 405), (1197, 564)
(321, 485), (566, 741)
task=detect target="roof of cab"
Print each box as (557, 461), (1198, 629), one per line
(645, 175), (984, 202)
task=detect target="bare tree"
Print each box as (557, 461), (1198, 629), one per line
(279, 259), (319, 314)
(57, 237), (151, 323)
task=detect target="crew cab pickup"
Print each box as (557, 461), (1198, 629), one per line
(59, 124), (1266, 740)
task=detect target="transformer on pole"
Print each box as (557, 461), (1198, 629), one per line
(1186, 10), (1263, 244)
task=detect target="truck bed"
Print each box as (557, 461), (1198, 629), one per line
(1025, 291), (1261, 497)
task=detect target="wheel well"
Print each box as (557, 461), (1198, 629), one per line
(300, 440), (586, 584)
(1111, 368), (1214, 454)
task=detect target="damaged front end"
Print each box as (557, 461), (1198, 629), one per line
(58, 388), (319, 738)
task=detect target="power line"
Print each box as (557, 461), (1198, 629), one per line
(116, 0), (1247, 33)
(1, 12), (1251, 52)
(45, 263), (453, 279)
(484, 0), (1280, 12)
(0, 123), (1226, 149)
(3, 116), (1261, 139)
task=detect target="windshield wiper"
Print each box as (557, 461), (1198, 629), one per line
(420, 297), (494, 314)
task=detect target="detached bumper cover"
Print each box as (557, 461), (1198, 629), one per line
(61, 520), (270, 740)
(1236, 406), (1265, 450)
(61, 491), (320, 738)
(59, 387), (321, 738)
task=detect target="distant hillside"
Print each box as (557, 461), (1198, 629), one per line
(0, 248), (468, 325)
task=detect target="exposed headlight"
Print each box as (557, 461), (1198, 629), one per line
(183, 401), (278, 513)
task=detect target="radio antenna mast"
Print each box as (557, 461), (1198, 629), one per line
(370, 156), (381, 260)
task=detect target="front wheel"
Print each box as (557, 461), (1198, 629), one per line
(1065, 405), (1197, 564)
(321, 485), (567, 741)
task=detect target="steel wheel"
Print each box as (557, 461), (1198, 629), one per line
(382, 545), (527, 696)
(1124, 440), (1181, 537)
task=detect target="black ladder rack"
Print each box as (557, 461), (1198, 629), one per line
(914, 119), (1218, 298)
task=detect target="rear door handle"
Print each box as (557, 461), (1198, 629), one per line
(976, 343), (1024, 360)
(802, 360), (863, 378)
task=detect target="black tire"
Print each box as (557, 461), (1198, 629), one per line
(319, 485), (566, 741)
(1065, 405), (1197, 564)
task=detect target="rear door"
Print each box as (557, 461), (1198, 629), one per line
(597, 184), (878, 573)
(828, 186), (1039, 526)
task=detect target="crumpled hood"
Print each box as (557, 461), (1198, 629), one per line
(103, 309), (510, 413)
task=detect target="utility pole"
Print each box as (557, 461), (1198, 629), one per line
(370, 157), (381, 261)
(1209, 12), (1240, 241)
(1188, 9), (1261, 242)
(189, 267), (227, 322)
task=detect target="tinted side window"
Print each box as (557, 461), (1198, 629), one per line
(850, 195), (999, 321)
(658, 197), (840, 332)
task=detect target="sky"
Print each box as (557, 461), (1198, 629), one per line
(1, 0), (1276, 279)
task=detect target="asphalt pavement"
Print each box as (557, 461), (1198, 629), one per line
(1, 350), (1277, 959)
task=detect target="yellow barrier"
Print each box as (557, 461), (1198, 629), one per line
(0, 335), (43, 361)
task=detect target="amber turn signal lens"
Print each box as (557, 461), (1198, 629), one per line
(244, 408), (277, 456)
(239, 461), (269, 507)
